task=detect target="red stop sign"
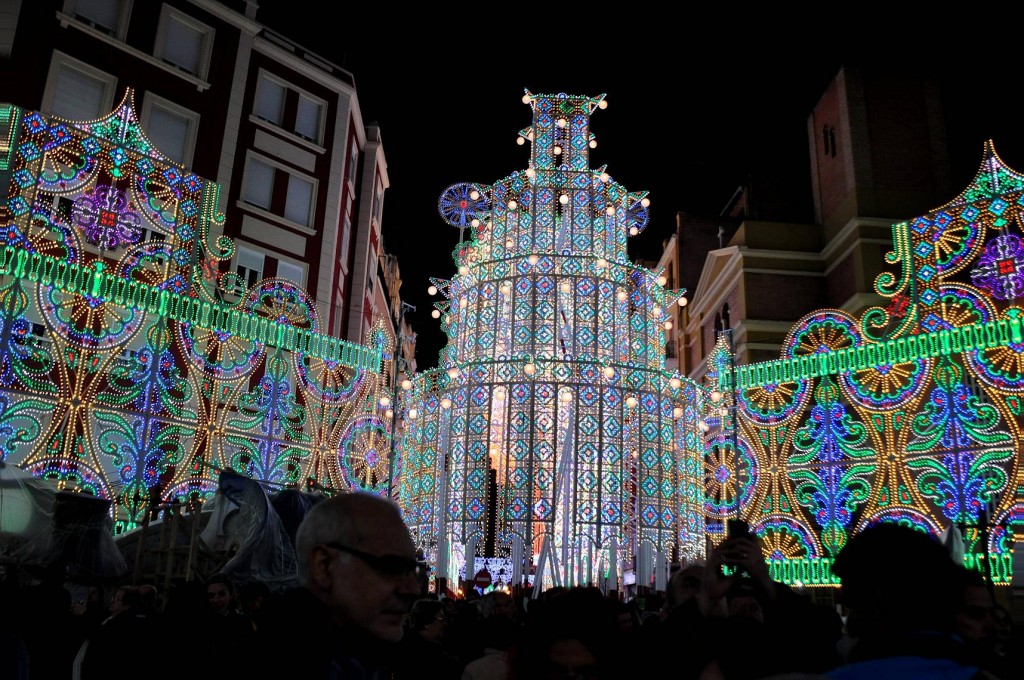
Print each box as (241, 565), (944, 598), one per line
(473, 569), (492, 588)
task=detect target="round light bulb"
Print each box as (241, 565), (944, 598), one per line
(641, 197), (650, 208)
(528, 254), (539, 265)
(427, 285), (437, 296)
(505, 238), (514, 248)
(408, 408), (418, 419)
(560, 391), (572, 402)
(471, 218), (480, 228)
(711, 390), (724, 403)
(557, 118), (567, 128)
(598, 100), (608, 109)
(526, 168), (536, 178)
(664, 321), (673, 330)
(673, 407), (684, 419)
(458, 265), (469, 276)
(401, 379), (413, 391)
(470, 190), (480, 200)
(670, 377), (682, 389)
(379, 396), (391, 407)
(553, 145), (562, 156)
(603, 366), (615, 379)
(617, 289), (628, 302)
(560, 282), (571, 293)
(441, 398), (452, 409)
(431, 309), (441, 319)
(605, 206), (616, 216)
(657, 275), (667, 286)
(522, 94), (532, 104)
(626, 396), (638, 408)
(448, 367), (460, 379)
(588, 140), (597, 149)
(459, 298), (468, 308)
(500, 284), (511, 295)
(508, 200), (518, 210)
(386, 409), (394, 419)
(559, 194), (569, 205)
(596, 258), (607, 269)
(517, 136), (525, 145)
(678, 297), (688, 308)
(653, 306), (662, 316)
(600, 172), (610, 183)
(629, 227), (639, 236)
(524, 363), (536, 376)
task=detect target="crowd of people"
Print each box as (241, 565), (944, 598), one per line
(1, 492), (1019, 680)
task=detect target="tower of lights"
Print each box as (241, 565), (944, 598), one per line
(400, 91), (705, 593)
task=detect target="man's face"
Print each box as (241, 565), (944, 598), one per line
(319, 514), (421, 642)
(956, 585), (996, 644)
(207, 583), (232, 615)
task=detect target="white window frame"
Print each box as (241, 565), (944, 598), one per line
(140, 93), (199, 167)
(42, 51), (118, 121)
(252, 70), (326, 146)
(241, 153), (318, 230)
(276, 259), (305, 286)
(64, 0), (133, 41)
(254, 71), (286, 126)
(153, 4), (214, 80)
(294, 92), (325, 145)
(235, 244), (265, 289)
(242, 155), (275, 211)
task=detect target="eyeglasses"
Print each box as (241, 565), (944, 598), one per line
(324, 542), (425, 579)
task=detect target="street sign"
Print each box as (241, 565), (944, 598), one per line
(473, 569), (492, 588)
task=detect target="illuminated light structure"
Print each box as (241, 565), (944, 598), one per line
(704, 142), (1024, 587)
(401, 91), (704, 593)
(0, 94), (390, 533)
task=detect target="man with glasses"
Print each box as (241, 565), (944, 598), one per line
(263, 491), (423, 679)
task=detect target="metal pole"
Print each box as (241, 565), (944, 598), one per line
(727, 328), (739, 523)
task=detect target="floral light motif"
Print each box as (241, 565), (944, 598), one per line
(971, 234), (1024, 300)
(72, 184), (142, 251)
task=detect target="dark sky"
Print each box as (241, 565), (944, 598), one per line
(252, 6), (1024, 370)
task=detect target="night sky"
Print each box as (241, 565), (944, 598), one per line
(252, 6), (1024, 370)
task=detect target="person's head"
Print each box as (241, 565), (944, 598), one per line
(239, 581), (270, 615)
(955, 566), (997, 647)
(295, 491), (421, 641)
(138, 584), (159, 614)
(666, 561), (705, 610)
(205, 574), (236, 615)
(109, 585), (140, 616)
(833, 522), (961, 639)
(480, 590), (518, 620)
(408, 598), (447, 643)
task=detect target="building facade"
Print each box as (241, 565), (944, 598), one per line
(0, 0), (409, 355)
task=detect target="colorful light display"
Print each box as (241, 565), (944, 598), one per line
(706, 142), (1023, 585)
(400, 92), (705, 593)
(0, 92), (389, 534)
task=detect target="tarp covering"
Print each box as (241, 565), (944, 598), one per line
(0, 460), (57, 567)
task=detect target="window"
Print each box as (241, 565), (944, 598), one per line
(243, 157), (274, 210)
(43, 53), (117, 121)
(236, 246), (264, 289)
(255, 77), (285, 125)
(372, 179), (384, 223)
(242, 155), (316, 228)
(154, 6), (213, 79)
(66, 0), (131, 38)
(284, 174), (313, 226)
(338, 213), (352, 272)
(142, 95), (199, 166)
(276, 260), (304, 285)
(346, 145), (359, 185)
(253, 71), (326, 145)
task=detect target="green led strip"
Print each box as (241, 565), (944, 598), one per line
(0, 104), (19, 171)
(768, 552), (1014, 587)
(735, 317), (1024, 390)
(0, 245), (383, 373)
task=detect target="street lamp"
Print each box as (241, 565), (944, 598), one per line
(387, 301), (416, 500)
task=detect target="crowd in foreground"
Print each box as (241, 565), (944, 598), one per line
(1, 492), (1020, 680)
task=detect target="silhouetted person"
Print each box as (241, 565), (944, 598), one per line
(826, 522), (999, 679)
(392, 598), (462, 680)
